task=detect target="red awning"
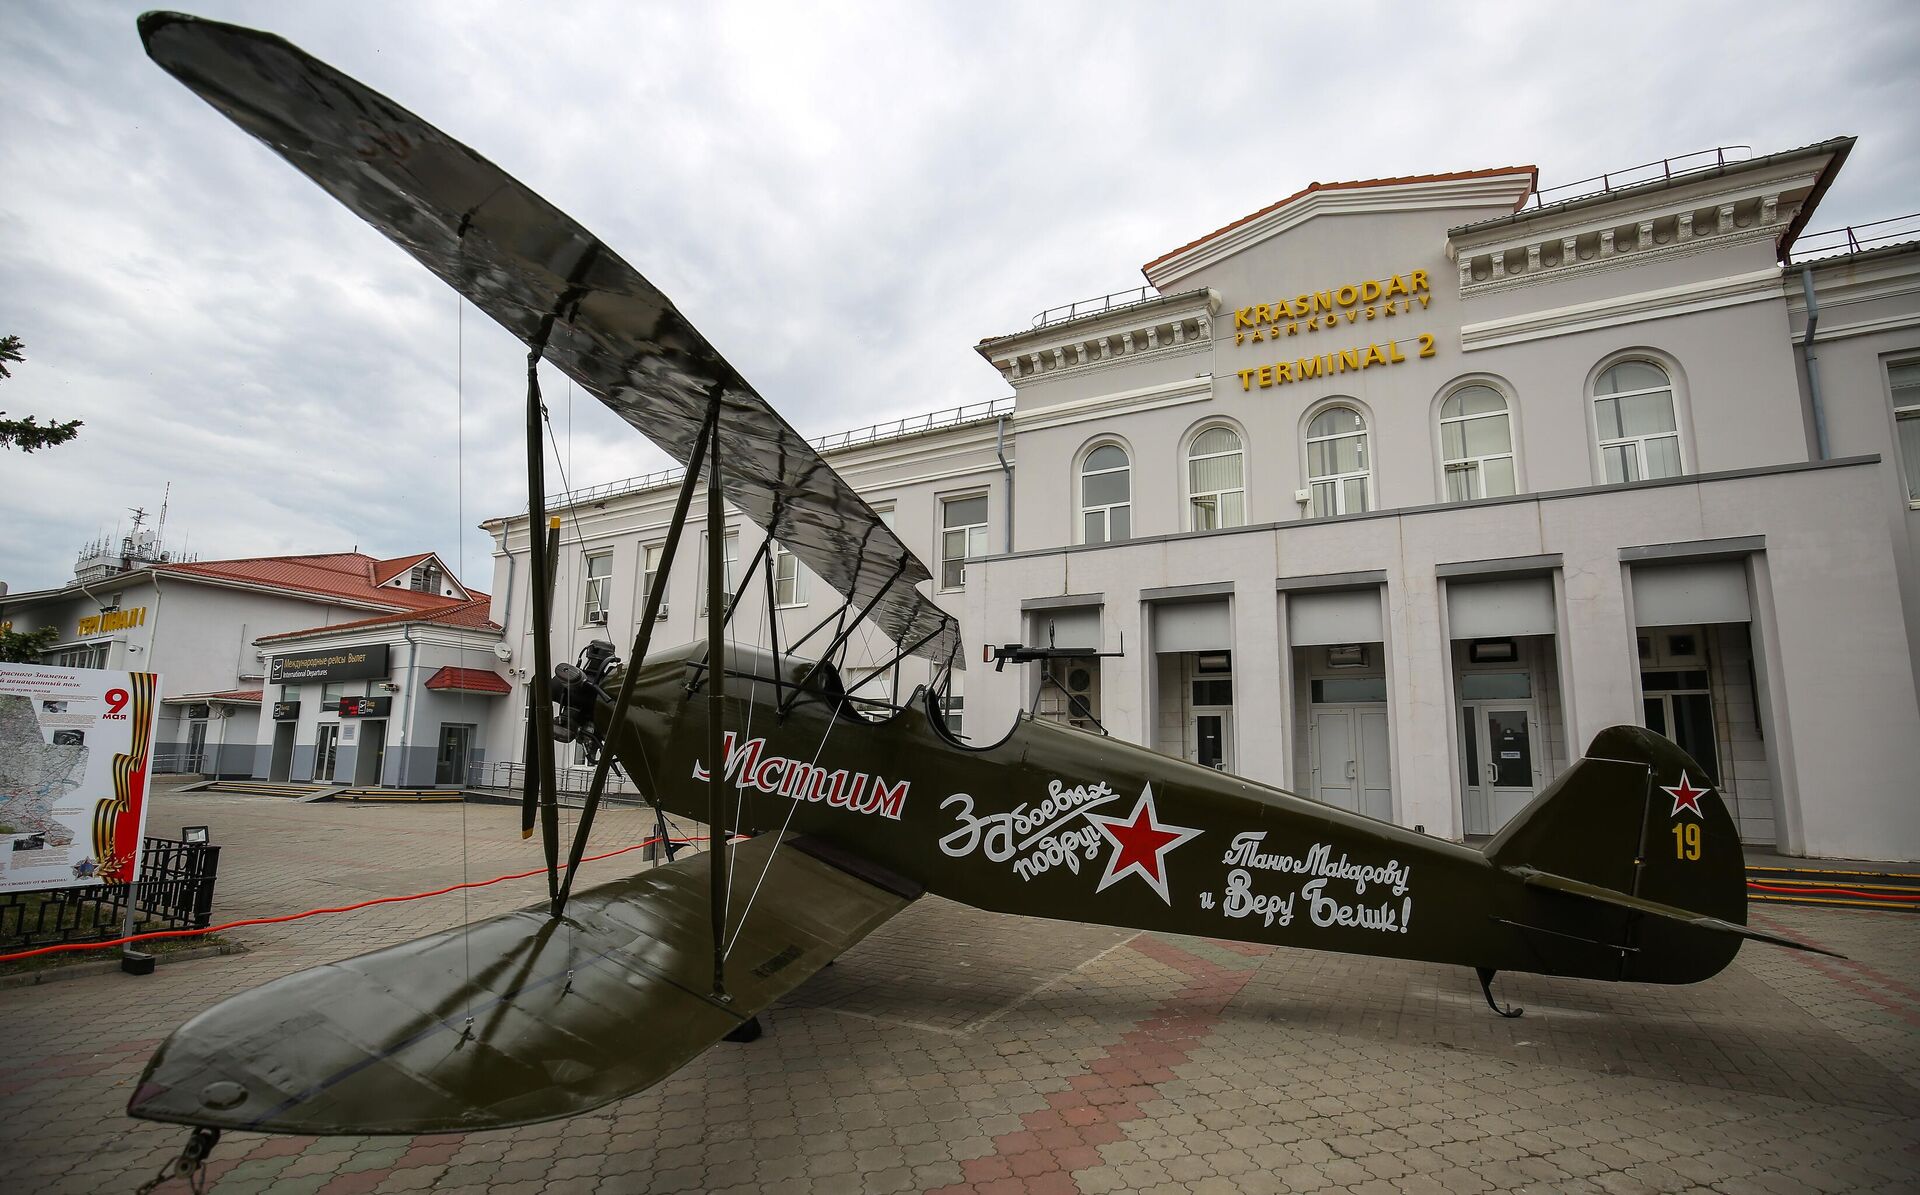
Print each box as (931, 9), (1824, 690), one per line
(424, 666), (511, 695)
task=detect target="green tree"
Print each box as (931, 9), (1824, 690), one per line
(0, 624), (59, 663)
(0, 336), (82, 453)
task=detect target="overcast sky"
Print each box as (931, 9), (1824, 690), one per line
(3, 1), (1916, 595)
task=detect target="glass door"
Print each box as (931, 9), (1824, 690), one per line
(185, 720), (209, 773)
(1190, 710), (1232, 770)
(312, 723), (340, 783)
(436, 724), (473, 785)
(1462, 703), (1536, 833)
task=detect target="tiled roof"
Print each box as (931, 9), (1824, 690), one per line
(424, 666), (512, 695)
(1142, 165), (1537, 274)
(158, 551), (470, 612)
(372, 552), (435, 586)
(163, 688), (263, 704)
(257, 598), (502, 643)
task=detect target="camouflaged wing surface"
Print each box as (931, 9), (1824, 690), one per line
(139, 11), (962, 667)
(126, 835), (914, 1135)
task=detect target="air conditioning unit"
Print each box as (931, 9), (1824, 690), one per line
(587, 610), (608, 626)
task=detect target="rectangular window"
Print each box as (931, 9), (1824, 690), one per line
(940, 495), (989, 590)
(1893, 359), (1920, 503)
(773, 544), (807, 607)
(582, 551), (613, 624)
(640, 543), (666, 619)
(699, 532), (739, 613)
(874, 505), (897, 531)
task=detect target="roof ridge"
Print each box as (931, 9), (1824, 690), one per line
(1142, 164), (1538, 275)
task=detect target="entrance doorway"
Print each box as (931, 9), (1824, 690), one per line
(354, 720), (388, 787)
(436, 724), (475, 786)
(185, 720), (209, 773)
(312, 723), (340, 783)
(1461, 702), (1538, 834)
(1310, 700), (1391, 820)
(269, 723), (295, 781)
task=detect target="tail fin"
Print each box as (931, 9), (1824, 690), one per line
(1484, 726), (1797, 982)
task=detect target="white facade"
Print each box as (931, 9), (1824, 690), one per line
(487, 138), (1920, 861)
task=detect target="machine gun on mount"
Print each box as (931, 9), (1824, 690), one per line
(128, 10), (1839, 1144)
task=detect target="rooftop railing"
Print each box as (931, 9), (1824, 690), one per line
(1787, 212), (1920, 263)
(1526, 145), (1754, 210)
(545, 395), (1015, 508)
(1030, 285), (1158, 330)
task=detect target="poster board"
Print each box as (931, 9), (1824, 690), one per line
(0, 665), (163, 893)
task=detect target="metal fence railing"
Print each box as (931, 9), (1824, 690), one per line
(544, 396), (1015, 509)
(485, 761), (643, 799)
(1031, 285), (1159, 330)
(1788, 212), (1920, 263)
(1527, 146), (1754, 210)
(0, 836), (221, 950)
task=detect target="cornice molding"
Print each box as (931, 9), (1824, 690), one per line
(979, 293), (1221, 389)
(1459, 267), (1785, 351)
(1012, 375), (1215, 434)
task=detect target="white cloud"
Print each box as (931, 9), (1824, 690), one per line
(3, 0), (1915, 592)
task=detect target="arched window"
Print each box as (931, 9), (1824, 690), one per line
(1306, 406), (1369, 517)
(1439, 384), (1515, 500)
(1080, 443), (1130, 544)
(1594, 361), (1681, 483)
(1188, 425), (1246, 530)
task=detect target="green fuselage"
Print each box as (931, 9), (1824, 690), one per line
(602, 644), (1710, 984)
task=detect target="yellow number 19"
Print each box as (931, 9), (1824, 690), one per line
(1672, 822), (1702, 860)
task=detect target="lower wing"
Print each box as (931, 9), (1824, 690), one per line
(127, 834), (917, 1135)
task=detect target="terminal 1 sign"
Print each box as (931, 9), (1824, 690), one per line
(269, 643), (390, 684)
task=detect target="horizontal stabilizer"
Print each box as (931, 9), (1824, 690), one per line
(128, 835), (914, 1135)
(1509, 866), (1845, 959)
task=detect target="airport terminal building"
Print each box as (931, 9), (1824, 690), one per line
(487, 138), (1920, 862)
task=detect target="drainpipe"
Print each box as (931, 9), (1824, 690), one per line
(994, 414), (1014, 553)
(398, 626), (419, 787)
(1800, 265), (1829, 460)
(497, 526), (516, 630)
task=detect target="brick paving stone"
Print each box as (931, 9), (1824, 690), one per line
(3, 785), (1918, 1194)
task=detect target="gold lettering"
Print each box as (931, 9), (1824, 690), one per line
(1336, 285), (1359, 307)
(1235, 331), (1245, 346)
(1383, 274), (1408, 299)
(1276, 362), (1295, 384)
(1253, 303), (1271, 324)
(1314, 290), (1335, 313)
(1364, 306), (1377, 320)
(1344, 310), (1360, 323)
(1235, 307), (1257, 329)
(1258, 365), (1274, 388)
(1360, 279), (1382, 302)
(1363, 343), (1388, 368)
(1387, 340), (1406, 363)
(1410, 269), (1430, 292)
(1295, 293), (1313, 315)
(1340, 349), (1362, 372)
(1285, 322), (1298, 337)
(1237, 368), (1255, 391)
(1418, 294), (1432, 308)
(1418, 333), (1436, 358)
(1299, 355), (1322, 380)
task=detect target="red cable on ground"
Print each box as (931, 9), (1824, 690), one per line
(1747, 880), (1920, 902)
(0, 835), (708, 965)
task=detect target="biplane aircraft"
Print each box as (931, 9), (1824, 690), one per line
(129, 10), (1836, 1155)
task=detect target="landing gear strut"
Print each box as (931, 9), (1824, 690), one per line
(1476, 967), (1524, 1018)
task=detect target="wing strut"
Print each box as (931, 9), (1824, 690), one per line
(520, 515), (560, 841)
(523, 344), (564, 900)
(550, 397), (719, 920)
(702, 389), (730, 1000)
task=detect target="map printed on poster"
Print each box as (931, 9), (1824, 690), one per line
(0, 665), (162, 893)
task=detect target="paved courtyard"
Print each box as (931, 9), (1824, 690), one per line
(1, 784), (1915, 1195)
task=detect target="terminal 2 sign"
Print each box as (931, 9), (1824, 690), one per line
(1231, 267), (1438, 392)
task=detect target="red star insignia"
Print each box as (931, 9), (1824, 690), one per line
(1662, 773), (1710, 819)
(1085, 785), (1202, 904)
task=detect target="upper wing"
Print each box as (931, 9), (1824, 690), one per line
(139, 11), (962, 667)
(127, 835), (918, 1135)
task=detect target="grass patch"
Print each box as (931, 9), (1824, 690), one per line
(0, 891), (227, 975)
